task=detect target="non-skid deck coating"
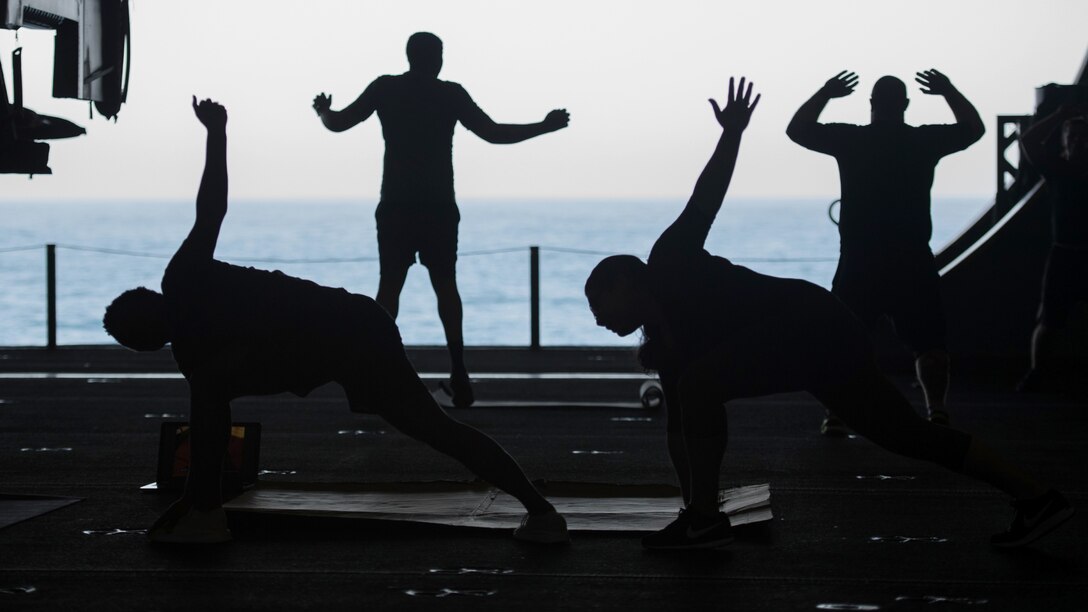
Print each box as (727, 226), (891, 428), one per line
(0, 347), (1085, 611)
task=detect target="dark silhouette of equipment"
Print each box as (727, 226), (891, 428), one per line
(1, 48), (85, 174)
(1, 0), (130, 174)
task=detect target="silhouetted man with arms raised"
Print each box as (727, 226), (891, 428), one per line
(103, 98), (567, 545)
(788, 70), (985, 433)
(313, 32), (570, 407)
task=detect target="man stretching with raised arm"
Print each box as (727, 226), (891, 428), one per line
(586, 78), (1070, 551)
(787, 70), (985, 434)
(313, 32), (570, 408)
(103, 98), (567, 545)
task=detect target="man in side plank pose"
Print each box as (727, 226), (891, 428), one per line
(104, 98), (567, 545)
(586, 77), (1072, 551)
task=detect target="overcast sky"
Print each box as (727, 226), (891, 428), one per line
(1, 0), (1085, 202)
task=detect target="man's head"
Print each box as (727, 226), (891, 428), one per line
(871, 76), (909, 121)
(1062, 116), (1088, 165)
(406, 32), (443, 77)
(585, 255), (652, 337)
(103, 287), (169, 351)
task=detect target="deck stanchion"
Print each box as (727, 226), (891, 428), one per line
(46, 243), (56, 350)
(530, 245), (540, 350)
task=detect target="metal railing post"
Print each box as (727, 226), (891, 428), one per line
(530, 245), (540, 350)
(46, 243), (56, 349)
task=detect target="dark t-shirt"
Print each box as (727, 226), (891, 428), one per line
(364, 74), (489, 217)
(162, 238), (381, 397)
(646, 206), (869, 388)
(792, 122), (976, 254)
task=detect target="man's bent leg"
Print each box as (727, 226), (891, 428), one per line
(149, 382), (233, 543)
(641, 369), (733, 550)
(676, 372), (728, 519)
(185, 395), (232, 511)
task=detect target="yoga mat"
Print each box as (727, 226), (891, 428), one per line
(224, 482), (772, 531)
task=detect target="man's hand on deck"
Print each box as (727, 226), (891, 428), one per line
(709, 76), (760, 134)
(192, 97), (227, 130)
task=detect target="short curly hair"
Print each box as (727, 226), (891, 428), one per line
(103, 287), (168, 351)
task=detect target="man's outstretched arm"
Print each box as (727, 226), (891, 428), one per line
(787, 71), (857, 146)
(916, 69), (985, 144)
(685, 77), (760, 221)
(313, 85), (378, 133)
(187, 97), (228, 262)
(461, 107), (570, 144)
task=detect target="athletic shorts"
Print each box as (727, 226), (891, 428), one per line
(375, 204), (459, 275)
(331, 296), (425, 414)
(832, 252), (946, 355)
(1039, 244), (1088, 327)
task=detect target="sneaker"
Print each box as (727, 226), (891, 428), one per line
(820, 413), (848, 437)
(513, 510), (569, 544)
(440, 372), (475, 408)
(927, 409), (950, 426)
(148, 507), (232, 544)
(642, 508), (734, 550)
(991, 489), (1074, 548)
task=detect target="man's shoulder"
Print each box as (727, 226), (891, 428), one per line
(437, 78), (470, 97)
(368, 74), (398, 90)
(910, 122), (965, 136)
(825, 122), (862, 129)
(649, 209), (710, 264)
(804, 122), (862, 144)
(162, 241), (206, 285)
(384, 75), (469, 99)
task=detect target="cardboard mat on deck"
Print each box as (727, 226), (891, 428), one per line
(0, 494), (82, 530)
(224, 481), (771, 531)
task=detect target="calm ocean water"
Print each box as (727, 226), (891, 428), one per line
(0, 197), (987, 347)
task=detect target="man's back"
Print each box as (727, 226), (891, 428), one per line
(369, 74), (485, 211)
(162, 245), (375, 391)
(798, 122), (975, 251)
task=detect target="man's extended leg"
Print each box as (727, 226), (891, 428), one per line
(814, 370), (1071, 546)
(349, 376), (567, 542)
(427, 266), (473, 407)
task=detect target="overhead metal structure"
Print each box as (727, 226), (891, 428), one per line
(0, 0), (129, 174)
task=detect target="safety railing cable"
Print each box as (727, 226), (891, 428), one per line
(3, 242), (838, 349)
(0, 245), (42, 254)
